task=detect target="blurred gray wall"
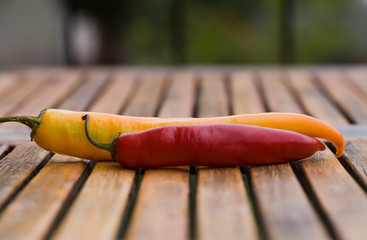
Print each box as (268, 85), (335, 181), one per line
(0, 0), (65, 67)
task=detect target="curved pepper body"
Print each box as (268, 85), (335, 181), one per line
(113, 124), (325, 168)
(32, 109), (343, 160)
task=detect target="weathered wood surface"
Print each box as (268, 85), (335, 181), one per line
(231, 71), (265, 114)
(287, 70), (349, 125)
(236, 70), (331, 240)
(53, 71), (136, 240)
(0, 145), (51, 211)
(0, 67), (366, 240)
(296, 149), (367, 240)
(260, 70), (303, 113)
(196, 72), (258, 240)
(53, 161), (134, 240)
(0, 155), (92, 240)
(125, 71), (190, 240)
(340, 139), (367, 191)
(249, 164), (329, 240)
(317, 70), (367, 124)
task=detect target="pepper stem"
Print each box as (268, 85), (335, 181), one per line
(82, 114), (117, 156)
(0, 109), (46, 139)
(0, 115), (38, 128)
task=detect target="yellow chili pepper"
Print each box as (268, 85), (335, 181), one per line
(0, 109), (344, 160)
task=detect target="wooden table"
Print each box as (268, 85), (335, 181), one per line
(0, 67), (367, 240)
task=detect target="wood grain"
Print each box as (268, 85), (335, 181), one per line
(342, 139), (367, 190)
(52, 71), (137, 239)
(317, 70), (367, 124)
(126, 169), (189, 240)
(297, 149), (367, 240)
(231, 70), (265, 114)
(197, 168), (258, 240)
(0, 144), (50, 209)
(0, 128), (31, 144)
(287, 70), (348, 125)
(234, 69), (330, 240)
(260, 69), (303, 113)
(53, 162), (135, 240)
(336, 125), (367, 139)
(0, 70), (50, 117)
(159, 71), (195, 118)
(8, 71), (81, 116)
(123, 71), (165, 117)
(0, 154), (91, 240)
(346, 68), (367, 99)
(89, 70), (135, 114)
(250, 164), (329, 240)
(0, 67), (367, 240)
(125, 71), (190, 240)
(199, 71), (228, 117)
(58, 70), (107, 111)
(0, 73), (19, 97)
(196, 71), (258, 240)
(0, 69), (112, 239)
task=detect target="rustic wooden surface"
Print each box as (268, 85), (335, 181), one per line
(0, 67), (367, 240)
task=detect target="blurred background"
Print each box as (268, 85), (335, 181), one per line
(0, 0), (366, 67)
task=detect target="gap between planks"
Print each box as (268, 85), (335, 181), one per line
(0, 67), (366, 240)
(260, 68), (367, 239)
(239, 69), (336, 240)
(52, 70), (138, 240)
(0, 69), (129, 239)
(123, 71), (192, 240)
(196, 70), (258, 240)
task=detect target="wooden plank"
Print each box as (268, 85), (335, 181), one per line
(250, 164), (329, 240)
(199, 71), (228, 117)
(52, 72), (137, 239)
(260, 70), (303, 113)
(89, 70), (136, 114)
(0, 73), (19, 97)
(287, 70), (348, 125)
(265, 70), (367, 238)
(231, 70), (265, 114)
(0, 70), (104, 142)
(0, 128), (31, 144)
(1, 71), (77, 130)
(123, 71), (165, 117)
(0, 144), (50, 209)
(317, 70), (367, 124)
(51, 162), (134, 240)
(8, 71), (81, 116)
(58, 70), (107, 111)
(0, 70), (50, 117)
(126, 169), (189, 240)
(159, 71), (195, 118)
(342, 139), (367, 190)
(0, 154), (91, 240)
(296, 149), (367, 240)
(346, 68), (367, 98)
(196, 71), (258, 240)
(235, 69), (329, 240)
(0, 70), (111, 239)
(336, 125), (367, 139)
(197, 168), (258, 240)
(125, 71), (190, 240)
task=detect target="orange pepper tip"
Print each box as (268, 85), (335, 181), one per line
(335, 141), (345, 158)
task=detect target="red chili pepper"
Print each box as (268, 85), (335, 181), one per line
(82, 114), (325, 168)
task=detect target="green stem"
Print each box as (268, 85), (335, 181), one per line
(82, 114), (118, 159)
(0, 115), (38, 128)
(0, 109), (46, 139)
